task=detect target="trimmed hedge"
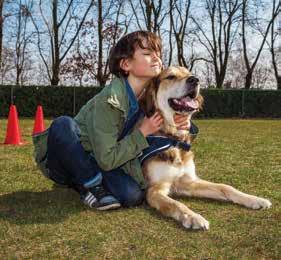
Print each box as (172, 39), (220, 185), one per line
(0, 85), (101, 118)
(198, 89), (281, 118)
(0, 85), (281, 118)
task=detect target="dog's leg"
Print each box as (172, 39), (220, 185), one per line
(146, 182), (209, 230)
(174, 177), (272, 209)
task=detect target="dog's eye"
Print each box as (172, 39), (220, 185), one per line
(165, 75), (176, 80)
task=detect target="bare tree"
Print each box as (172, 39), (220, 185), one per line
(241, 0), (280, 89)
(204, 60), (215, 88)
(192, 0), (242, 89)
(169, 0), (190, 68)
(225, 44), (245, 89)
(0, 0), (13, 75)
(267, 0), (281, 89)
(0, 46), (13, 83)
(31, 0), (93, 85)
(0, 0), (4, 71)
(61, 0), (127, 86)
(60, 32), (86, 86)
(252, 62), (271, 89)
(95, 0), (126, 86)
(168, 0), (204, 70)
(12, 0), (34, 85)
(128, 0), (168, 34)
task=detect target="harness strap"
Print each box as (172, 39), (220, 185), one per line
(138, 135), (191, 165)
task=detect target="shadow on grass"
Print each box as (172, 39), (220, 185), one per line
(0, 187), (84, 225)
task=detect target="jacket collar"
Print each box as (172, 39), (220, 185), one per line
(106, 77), (128, 113)
(124, 78), (139, 121)
(107, 77), (139, 120)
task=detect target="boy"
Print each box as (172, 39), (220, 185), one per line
(33, 31), (189, 210)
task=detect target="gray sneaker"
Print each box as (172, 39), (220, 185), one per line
(81, 185), (121, 210)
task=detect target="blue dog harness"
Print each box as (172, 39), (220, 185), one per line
(118, 79), (198, 166)
(138, 135), (191, 165)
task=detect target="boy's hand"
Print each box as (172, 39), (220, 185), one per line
(174, 114), (191, 130)
(139, 112), (164, 137)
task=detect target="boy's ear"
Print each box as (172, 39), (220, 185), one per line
(120, 58), (130, 72)
(139, 76), (160, 117)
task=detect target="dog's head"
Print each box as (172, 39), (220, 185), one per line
(140, 66), (203, 135)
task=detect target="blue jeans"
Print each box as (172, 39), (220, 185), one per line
(46, 116), (144, 207)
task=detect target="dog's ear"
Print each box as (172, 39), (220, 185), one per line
(139, 76), (160, 117)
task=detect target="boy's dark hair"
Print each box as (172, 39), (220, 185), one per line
(109, 30), (162, 78)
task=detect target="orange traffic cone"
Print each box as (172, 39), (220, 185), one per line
(4, 105), (26, 145)
(32, 105), (46, 135)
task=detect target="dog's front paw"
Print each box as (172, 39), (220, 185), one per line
(247, 197), (272, 210)
(182, 213), (209, 230)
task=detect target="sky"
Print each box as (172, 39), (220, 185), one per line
(2, 0), (280, 88)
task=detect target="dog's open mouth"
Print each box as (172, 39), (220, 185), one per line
(168, 92), (199, 112)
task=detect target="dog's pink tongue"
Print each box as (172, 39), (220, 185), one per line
(181, 96), (199, 109)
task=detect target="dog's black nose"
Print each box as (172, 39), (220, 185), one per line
(186, 76), (199, 85)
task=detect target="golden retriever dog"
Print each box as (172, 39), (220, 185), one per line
(139, 66), (272, 231)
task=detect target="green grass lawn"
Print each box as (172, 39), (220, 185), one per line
(0, 118), (280, 259)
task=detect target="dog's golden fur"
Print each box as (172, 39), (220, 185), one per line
(140, 66), (271, 230)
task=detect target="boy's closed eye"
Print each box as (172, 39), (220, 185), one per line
(143, 52), (161, 59)
(142, 50), (152, 55)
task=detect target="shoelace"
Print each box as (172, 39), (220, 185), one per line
(90, 185), (111, 200)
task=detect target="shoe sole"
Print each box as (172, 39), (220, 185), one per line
(96, 202), (121, 211)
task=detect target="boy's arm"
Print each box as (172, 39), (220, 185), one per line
(86, 100), (149, 171)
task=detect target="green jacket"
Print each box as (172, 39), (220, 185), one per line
(33, 77), (149, 189)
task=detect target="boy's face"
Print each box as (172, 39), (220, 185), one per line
(121, 40), (162, 80)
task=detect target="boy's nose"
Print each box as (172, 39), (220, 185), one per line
(151, 52), (160, 60)
(152, 54), (158, 60)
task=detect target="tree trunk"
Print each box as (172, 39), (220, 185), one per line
(16, 67), (20, 85)
(51, 62), (60, 85)
(277, 76), (281, 90)
(99, 78), (107, 87)
(0, 0), (3, 70)
(52, 0), (60, 85)
(217, 66), (227, 89)
(214, 65), (223, 89)
(216, 76), (224, 89)
(145, 0), (152, 31)
(97, 0), (103, 87)
(245, 72), (252, 89)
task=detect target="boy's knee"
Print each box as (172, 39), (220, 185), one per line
(53, 116), (73, 128)
(122, 188), (145, 207)
(51, 116), (80, 135)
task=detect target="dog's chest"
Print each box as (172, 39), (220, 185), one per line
(144, 154), (198, 185)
